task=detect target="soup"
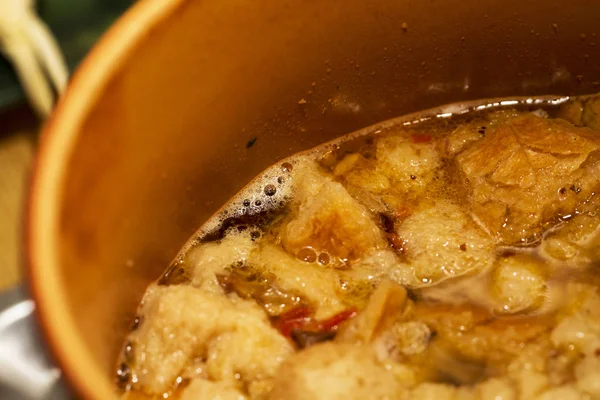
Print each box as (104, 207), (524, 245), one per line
(118, 94), (600, 399)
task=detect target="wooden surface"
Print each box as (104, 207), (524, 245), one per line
(0, 105), (37, 291)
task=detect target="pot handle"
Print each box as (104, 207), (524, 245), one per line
(0, 286), (72, 399)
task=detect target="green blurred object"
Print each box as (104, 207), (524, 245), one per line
(0, 0), (134, 109)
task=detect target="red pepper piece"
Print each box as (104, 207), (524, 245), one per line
(276, 307), (359, 337)
(277, 307), (313, 337)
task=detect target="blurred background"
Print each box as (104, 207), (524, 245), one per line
(0, 0), (134, 289)
(0, 0), (133, 398)
(0, 0), (134, 109)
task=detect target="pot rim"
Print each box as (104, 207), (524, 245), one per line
(24, 0), (186, 398)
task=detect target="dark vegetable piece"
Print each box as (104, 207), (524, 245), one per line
(291, 330), (336, 349)
(380, 213), (395, 233)
(217, 266), (307, 316)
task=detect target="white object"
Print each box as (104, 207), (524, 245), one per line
(0, 0), (69, 117)
(0, 287), (69, 399)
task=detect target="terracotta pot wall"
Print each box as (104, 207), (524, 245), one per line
(29, 0), (600, 396)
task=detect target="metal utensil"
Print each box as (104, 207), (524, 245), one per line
(0, 286), (72, 399)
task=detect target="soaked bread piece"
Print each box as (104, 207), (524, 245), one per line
(393, 201), (494, 286)
(374, 134), (441, 197)
(189, 229), (349, 319)
(187, 230), (258, 294)
(282, 163), (387, 263)
(180, 380), (247, 400)
(119, 95), (600, 400)
(491, 255), (547, 314)
(455, 113), (600, 245)
(126, 285), (292, 395)
(551, 284), (600, 355)
(540, 210), (600, 266)
(558, 94), (600, 131)
(412, 302), (552, 367)
(336, 280), (408, 345)
(269, 342), (405, 400)
(334, 132), (442, 215)
(252, 244), (348, 319)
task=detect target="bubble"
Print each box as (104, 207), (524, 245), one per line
(264, 184), (277, 196)
(243, 199), (251, 207)
(297, 247), (317, 263)
(277, 176), (285, 184)
(250, 231), (261, 241)
(282, 162), (293, 172)
(318, 252), (330, 265)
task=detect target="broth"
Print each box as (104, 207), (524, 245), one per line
(119, 94), (600, 400)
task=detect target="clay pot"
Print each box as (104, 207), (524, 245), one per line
(25, 0), (600, 398)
